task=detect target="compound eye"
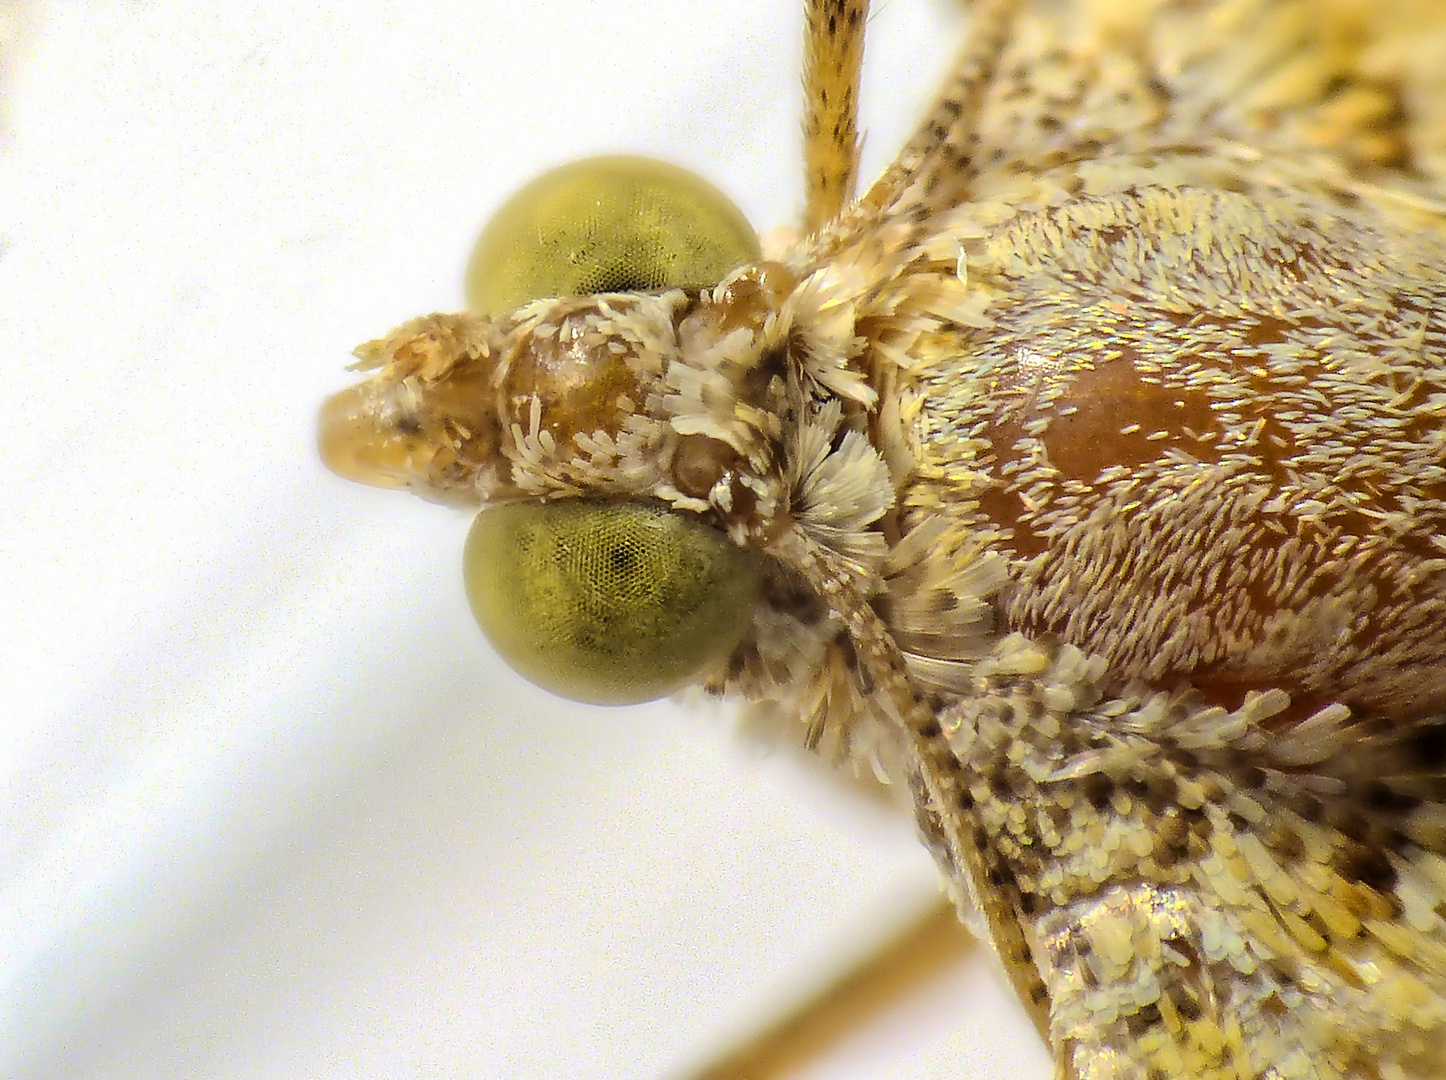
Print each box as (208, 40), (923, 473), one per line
(465, 155), (761, 314)
(463, 500), (761, 705)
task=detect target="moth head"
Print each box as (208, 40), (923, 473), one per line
(318, 156), (799, 703)
(317, 155), (795, 524)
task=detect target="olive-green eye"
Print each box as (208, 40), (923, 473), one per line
(465, 155), (761, 315)
(463, 500), (761, 706)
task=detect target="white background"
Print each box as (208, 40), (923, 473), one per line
(0, 2), (1052, 1078)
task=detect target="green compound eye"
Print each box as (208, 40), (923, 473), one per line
(465, 155), (761, 314)
(463, 501), (762, 706)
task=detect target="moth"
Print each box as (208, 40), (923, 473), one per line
(318, 0), (1446, 1076)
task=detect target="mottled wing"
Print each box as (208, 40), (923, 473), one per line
(941, 642), (1446, 1080)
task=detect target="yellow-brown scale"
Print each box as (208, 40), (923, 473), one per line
(909, 185), (1446, 723)
(934, 634), (1446, 1078)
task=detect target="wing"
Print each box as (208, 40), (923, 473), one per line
(939, 637), (1446, 1080)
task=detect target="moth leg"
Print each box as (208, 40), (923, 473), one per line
(801, 0), (868, 233)
(795, 0), (1021, 267)
(767, 527), (1056, 1041)
(679, 898), (972, 1080)
(854, 0), (1018, 218)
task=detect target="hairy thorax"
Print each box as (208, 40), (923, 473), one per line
(900, 181), (1446, 723)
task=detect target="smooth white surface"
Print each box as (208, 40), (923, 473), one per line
(0, 3), (1052, 1078)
